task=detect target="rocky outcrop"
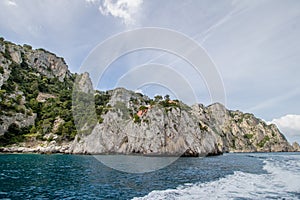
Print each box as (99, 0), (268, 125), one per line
(0, 40), (71, 85)
(191, 103), (293, 153)
(0, 38), (73, 138)
(292, 142), (300, 152)
(0, 87), (36, 135)
(28, 50), (70, 82)
(0, 141), (71, 154)
(1, 42), (71, 82)
(70, 87), (293, 155)
(0, 51), (12, 88)
(74, 72), (93, 94)
(0, 113), (36, 135)
(71, 102), (220, 156)
(36, 92), (56, 102)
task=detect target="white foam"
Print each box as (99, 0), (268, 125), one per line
(133, 154), (300, 200)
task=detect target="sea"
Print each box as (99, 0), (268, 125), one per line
(0, 152), (299, 200)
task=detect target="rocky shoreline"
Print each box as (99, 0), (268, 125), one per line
(1, 141), (299, 155)
(0, 142), (71, 154)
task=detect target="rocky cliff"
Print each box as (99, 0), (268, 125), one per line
(192, 103), (292, 153)
(0, 37), (76, 150)
(70, 87), (294, 155)
(0, 38), (298, 155)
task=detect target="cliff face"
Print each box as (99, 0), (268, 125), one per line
(71, 89), (220, 156)
(0, 38), (297, 155)
(70, 87), (294, 155)
(0, 41), (71, 87)
(192, 103), (292, 153)
(292, 142), (300, 152)
(0, 38), (76, 149)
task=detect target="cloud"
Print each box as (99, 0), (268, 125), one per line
(5, 0), (17, 6)
(270, 114), (300, 133)
(99, 0), (143, 25)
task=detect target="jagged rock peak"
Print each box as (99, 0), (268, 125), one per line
(0, 38), (71, 82)
(74, 72), (93, 94)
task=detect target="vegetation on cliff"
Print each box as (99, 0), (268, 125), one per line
(0, 38), (77, 145)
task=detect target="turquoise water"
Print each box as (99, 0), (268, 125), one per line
(0, 153), (299, 199)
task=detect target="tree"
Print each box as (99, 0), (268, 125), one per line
(164, 94), (170, 101)
(0, 66), (4, 74)
(0, 123), (24, 145)
(154, 95), (163, 102)
(133, 114), (141, 123)
(139, 105), (148, 111)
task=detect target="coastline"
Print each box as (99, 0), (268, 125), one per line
(1, 144), (298, 155)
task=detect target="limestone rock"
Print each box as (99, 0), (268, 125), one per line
(27, 49), (71, 82)
(70, 103), (221, 156)
(0, 113), (36, 136)
(36, 92), (57, 102)
(0, 38), (73, 138)
(292, 142), (300, 152)
(0, 55), (11, 89)
(70, 87), (293, 155)
(74, 72), (93, 94)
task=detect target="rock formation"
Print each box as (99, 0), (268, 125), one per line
(292, 142), (300, 152)
(0, 38), (298, 155)
(70, 87), (294, 155)
(0, 38), (76, 149)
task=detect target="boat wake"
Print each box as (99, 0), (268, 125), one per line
(133, 154), (300, 200)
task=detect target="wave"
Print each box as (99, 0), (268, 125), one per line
(133, 154), (300, 200)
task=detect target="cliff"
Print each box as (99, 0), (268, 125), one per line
(0, 38), (297, 155)
(192, 103), (292, 153)
(70, 87), (294, 155)
(0, 37), (76, 151)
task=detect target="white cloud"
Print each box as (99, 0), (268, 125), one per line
(270, 114), (300, 133)
(5, 0), (17, 6)
(99, 0), (143, 25)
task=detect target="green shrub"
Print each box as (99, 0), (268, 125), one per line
(139, 105), (148, 111)
(133, 114), (141, 123)
(98, 117), (104, 124)
(0, 66), (4, 74)
(3, 45), (11, 59)
(244, 133), (253, 139)
(257, 136), (270, 148)
(231, 139), (236, 149)
(0, 123), (24, 146)
(94, 91), (110, 106)
(164, 94), (170, 101)
(23, 44), (32, 50)
(0, 89), (6, 99)
(154, 95), (163, 102)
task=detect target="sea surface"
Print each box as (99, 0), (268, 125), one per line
(0, 152), (299, 199)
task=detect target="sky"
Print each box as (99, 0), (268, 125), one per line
(0, 0), (300, 143)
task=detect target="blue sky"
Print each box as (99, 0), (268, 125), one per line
(0, 0), (300, 143)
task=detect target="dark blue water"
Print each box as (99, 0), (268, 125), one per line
(0, 153), (299, 199)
